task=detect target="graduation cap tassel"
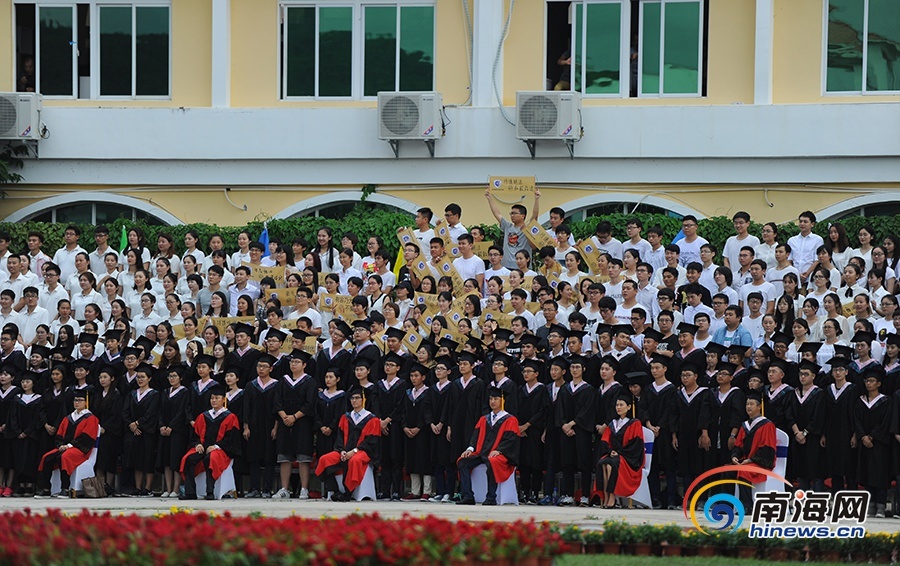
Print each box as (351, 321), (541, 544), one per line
(501, 395), (505, 412)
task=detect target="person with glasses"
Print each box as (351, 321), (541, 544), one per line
(485, 186), (541, 270)
(675, 215), (708, 268)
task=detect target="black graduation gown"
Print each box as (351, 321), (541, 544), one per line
(117, 371), (140, 398)
(41, 388), (67, 457)
(350, 343), (383, 384)
(672, 386), (713, 478)
(848, 359), (882, 387)
(597, 417), (645, 494)
(243, 377), (279, 464)
(430, 381), (453, 466)
(823, 382), (858, 478)
(442, 376), (487, 460)
(763, 384), (795, 434)
(0, 385), (20, 468)
(377, 377), (406, 477)
(670, 347), (707, 383)
(348, 383), (381, 416)
(313, 346), (351, 391)
(882, 362), (900, 399)
(273, 374), (317, 457)
(189, 379), (218, 421)
(63, 384), (94, 415)
(401, 386), (433, 474)
(122, 389), (160, 472)
(640, 380), (678, 470)
(156, 386), (192, 470)
(710, 387), (746, 466)
(225, 347), (263, 387)
(596, 381), (623, 429)
(224, 389), (247, 474)
(8, 393), (45, 480)
(556, 380), (596, 471)
(517, 382), (550, 471)
(790, 386), (826, 481)
(332, 410), (381, 467)
(92, 388), (123, 472)
(315, 389), (346, 457)
(852, 393), (893, 487)
(891, 390), (900, 477)
(0, 351), (27, 377)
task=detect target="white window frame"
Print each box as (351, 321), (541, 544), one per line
(568, 0), (631, 98)
(12, 0), (172, 100)
(92, 2), (173, 100)
(637, 0), (704, 98)
(821, 0), (900, 96)
(279, 0), (435, 101)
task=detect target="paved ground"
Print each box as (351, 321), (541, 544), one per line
(3, 497), (898, 532)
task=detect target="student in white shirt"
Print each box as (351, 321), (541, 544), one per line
(452, 234), (485, 289)
(412, 207), (436, 247)
(52, 225), (88, 282)
(722, 211), (760, 270)
(787, 211), (825, 284)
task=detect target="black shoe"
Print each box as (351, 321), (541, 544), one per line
(244, 490), (261, 499)
(390, 493), (400, 501)
(456, 498), (476, 505)
(482, 499), (497, 506)
(33, 489), (52, 499)
(205, 494), (216, 500)
(450, 493), (463, 503)
(179, 493), (197, 500)
(376, 492), (388, 501)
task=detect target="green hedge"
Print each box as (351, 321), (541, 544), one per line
(0, 209), (889, 261)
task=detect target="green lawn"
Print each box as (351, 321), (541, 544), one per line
(556, 555), (804, 566)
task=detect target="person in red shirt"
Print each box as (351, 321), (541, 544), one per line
(731, 390), (777, 512)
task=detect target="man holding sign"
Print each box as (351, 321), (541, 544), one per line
(485, 180), (541, 270)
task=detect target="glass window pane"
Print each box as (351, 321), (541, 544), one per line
(866, 0), (900, 91)
(364, 6), (397, 96)
(100, 6), (132, 96)
(318, 7), (352, 97)
(584, 3), (621, 94)
(399, 6), (434, 91)
(39, 6), (73, 96)
(55, 203), (92, 225)
(663, 1), (700, 94)
(95, 203), (133, 225)
(826, 0), (864, 92)
(286, 7), (315, 97)
(641, 2), (661, 95)
(573, 3), (583, 91)
(136, 7), (169, 96)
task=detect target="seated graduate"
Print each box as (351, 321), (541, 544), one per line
(596, 391), (646, 509)
(456, 386), (520, 506)
(731, 390), (777, 512)
(35, 389), (100, 497)
(179, 383), (241, 500)
(314, 389), (381, 502)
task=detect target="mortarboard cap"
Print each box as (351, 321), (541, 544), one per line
(194, 354), (215, 368)
(798, 360), (821, 375)
(547, 323), (568, 338)
(351, 318), (373, 330)
(208, 383), (226, 397)
(288, 349), (311, 363)
(383, 351), (406, 367)
(798, 342), (823, 354)
(77, 333), (98, 346)
(613, 324), (634, 336)
(625, 371), (651, 388)
(770, 332), (791, 345)
(290, 329), (311, 342)
(257, 353), (278, 366)
(677, 322), (699, 335)
(642, 328), (663, 342)
(746, 390), (763, 403)
(417, 341), (438, 357)
(133, 336), (155, 356)
(493, 328), (513, 342)
(233, 323), (255, 337)
(833, 345), (854, 359)
(851, 331), (874, 344)
(385, 327), (406, 341)
(409, 362), (431, 377)
(716, 361), (737, 375)
(705, 342), (727, 357)
(265, 328), (288, 343)
(767, 358), (789, 374)
(332, 320), (353, 339)
(522, 359), (542, 373)
(457, 351), (478, 364)
(30, 345), (50, 359)
(488, 386), (505, 399)
(122, 346), (143, 359)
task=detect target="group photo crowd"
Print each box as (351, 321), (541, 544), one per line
(1, 187), (899, 519)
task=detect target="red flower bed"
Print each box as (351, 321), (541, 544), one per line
(0, 509), (564, 565)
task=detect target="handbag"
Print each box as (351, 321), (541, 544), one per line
(80, 476), (107, 498)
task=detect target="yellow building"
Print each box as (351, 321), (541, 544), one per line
(1, 0), (899, 227)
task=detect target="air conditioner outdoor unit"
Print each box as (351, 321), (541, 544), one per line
(516, 91), (582, 141)
(0, 93), (42, 141)
(378, 91), (443, 141)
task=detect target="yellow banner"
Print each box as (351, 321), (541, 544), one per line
(576, 239), (602, 275)
(263, 287), (297, 307)
(524, 220), (556, 250)
(433, 221), (460, 258)
(436, 258), (464, 292)
(199, 316), (256, 335)
(402, 330), (424, 353)
(488, 176), (536, 202)
(472, 241), (495, 261)
(482, 310), (512, 328)
(416, 292), (439, 310)
(242, 262), (286, 286)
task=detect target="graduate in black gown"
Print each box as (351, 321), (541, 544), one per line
(315, 389), (381, 501)
(708, 361), (745, 494)
(223, 368), (246, 494)
(821, 356), (858, 493)
(486, 352), (518, 417)
(517, 359), (550, 504)
(178, 383), (242, 500)
(122, 364), (160, 496)
(762, 358), (795, 436)
(540, 357), (568, 505)
(671, 361), (712, 503)
(0, 363), (21, 496)
(224, 323), (263, 387)
(670, 322), (707, 386)
(790, 360), (826, 492)
(92, 366), (122, 495)
(557, 354), (596, 507)
(35, 389), (99, 497)
(188, 355), (218, 423)
(243, 353), (279, 498)
(157, 366), (191, 498)
(852, 365), (893, 518)
(377, 352), (407, 500)
(8, 371), (44, 495)
(349, 359), (380, 416)
(273, 350), (317, 499)
(429, 356), (455, 502)
(314, 322), (352, 390)
(349, 319), (383, 384)
(315, 368), (346, 459)
(401, 362), (433, 500)
(641, 354), (679, 509)
(595, 356), (623, 436)
(442, 351), (486, 501)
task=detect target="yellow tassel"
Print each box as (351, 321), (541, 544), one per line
(501, 395), (505, 412)
(224, 395), (227, 409)
(632, 401), (635, 419)
(85, 393), (89, 411)
(761, 398), (764, 417)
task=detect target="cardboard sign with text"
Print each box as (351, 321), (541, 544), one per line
(472, 241), (496, 261)
(488, 176), (536, 201)
(576, 239), (602, 275)
(524, 220), (556, 250)
(264, 287), (297, 307)
(436, 258), (464, 292)
(242, 262), (285, 286)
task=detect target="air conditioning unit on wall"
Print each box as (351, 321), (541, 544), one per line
(0, 93), (42, 141)
(378, 91), (443, 158)
(516, 91), (582, 159)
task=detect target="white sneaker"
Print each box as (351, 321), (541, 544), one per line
(273, 488), (291, 499)
(441, 494), (451, 503)
(298, 488), (309, 500)
(160, 492), (171, 498)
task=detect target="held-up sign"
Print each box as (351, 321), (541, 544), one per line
(488, 176), (536, 202)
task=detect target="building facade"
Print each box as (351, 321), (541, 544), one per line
(1, 0), (899, 227)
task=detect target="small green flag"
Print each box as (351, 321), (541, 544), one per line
(120, 225), (128, 252)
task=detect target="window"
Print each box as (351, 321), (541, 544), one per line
(825, 0), (900, 93)
(14, 1), (170, 99)
(27, 202), (167, 225)
(288, 200), (408, 219)
(581, 202), (684, 220)
(548, 0), (706, 97)
(99, 5), (170, 97)
(281, 2), (434, 99)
